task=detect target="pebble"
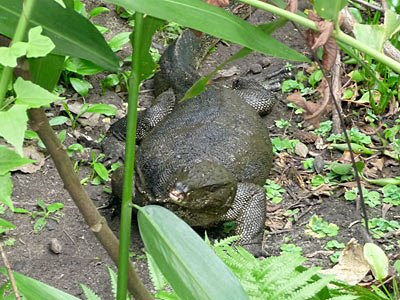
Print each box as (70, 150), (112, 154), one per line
(249, 63), (263, 74)
(259, 58), (271, 68)
(49, 238), (62, 254)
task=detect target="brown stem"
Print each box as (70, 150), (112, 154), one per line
(331, 53), (342, 134)
(27, 108), (152, 299)
(0, 244), (21, 299)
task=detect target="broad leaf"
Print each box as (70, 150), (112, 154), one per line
(0, 146), (34, 175)
(70, 77), (92, 97)
(26, 26), (55, 58)
(0, 218), (15, 234)
(0, 0), (119, 71)
(137, 16), (165, 81)
(14, 78), (64, 108)
(108, 31), (131, 52)
(363, 243), (389, 281)
(138, 205), (249, 300)
(0, 104), (28, 156)
(0, 269), (80, 300)
(105, 0), (308, 62)
(64, 57), (104, 75)
(315, 0), (348, 21)
(0, 173), (14, 211)
(0, 42), (27, 67)
(86, 104), (117, 116)
(29, 54), (65, 91)
(353, 24), (385, 51)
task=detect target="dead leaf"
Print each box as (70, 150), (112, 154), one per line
(314, 137), (326, 150)
(215, 66), (239, 79)
(382, 204), (393, 219)
(306, 11), (338, 70)
(295, 142), (309, 157)
(305, 250), (334, 258)
(311, 184), (333, 196)
(338, 151), (352, 163)
(16, 146), (45, 173)
(321, 239), (370, 285)
(207, 0), (229, 7)
(286, 0), (298, 12)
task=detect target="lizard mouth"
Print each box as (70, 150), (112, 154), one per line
(169, 189), (185, 203)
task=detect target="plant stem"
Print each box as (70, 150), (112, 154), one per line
(116, 12), (143, 300)
(0, 0), (36, 107)
(238, 0), (400, 74)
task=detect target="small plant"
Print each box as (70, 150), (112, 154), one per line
(313, 120), (332, 137)
(303, 157), (315, 170)
(280, 243), (302, 255)
(310, 174), (331, 187)
(382, 184), (400, 205)
(287, 102), (305, 114)
(324, 240), (345, 264)
(305, 214), (339, 238)
(31, 199), (64, 233)
(345, 187), (381, 208)
(327, 128), (371, 145)
(275, 118), (290, 129)
(271, 137), (299, 153)
(263, 179), (285, 204)
(368, 218), (400, 239)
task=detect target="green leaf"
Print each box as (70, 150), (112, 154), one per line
(330, 162), (352, 175)
(81, 284), (101, 300)
(353, 24), (385, 51)
(384, 10), (400, 40)
(47, 202), (64, 213)
(34, 217), (47, 233)
(93, 162), (109, 181)
(0, 104), (28, 156)
(49, 116), (69, 126)
(363, 243), (389, 280)
(0, 269), (80, 299)
(0, 173), (14, 211)
(26, 26), (55, 58)
(101, 74), (120, 90)
(0, 218), (16, 234)
(315, 0), (348, 21)
(14, 78), (64, 108)
(69, 77), (92, 97)
(64, 57), (105, 75)
(108, 31), (131, 52)
(29, 54), (65, 92)
(137, 205), (248, 300)
(105, 0), (309, 62)
(89, 6), (110, 18)
(0, 0), (119, 71)
(0, 146), (34, 175)
(0, 42), (28, 67)
(86, 104), (117, 116)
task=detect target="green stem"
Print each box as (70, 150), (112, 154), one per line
(116, 13), (143, 300)
(0, 0), (36, 107)
(238, 0), (400, 74)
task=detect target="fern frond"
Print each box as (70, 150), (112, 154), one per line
(212, 235), (240, 248)
(288, 275), (335, 300)
(328, 296), (360, 300)
(80, 284), (101, 300)
(107, 267), (118, 299)
(272, 266), (322, 297)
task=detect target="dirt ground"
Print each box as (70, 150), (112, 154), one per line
(2, 1), (399, 299)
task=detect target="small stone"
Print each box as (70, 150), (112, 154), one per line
(249, 63), (263, 74)
(295, 142), (309, 158)
(259, 58), (271, 68)
(49, 238), (62, 254)
(313, 155), (325, 174)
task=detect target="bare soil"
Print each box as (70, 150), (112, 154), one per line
(2, 1), (399, 299)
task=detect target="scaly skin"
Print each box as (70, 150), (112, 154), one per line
(105, 30), (276, 256)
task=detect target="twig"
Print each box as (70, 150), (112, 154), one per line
(331, 53), (342, 134)
(351, 0), (384, 12)
(0, 244), (20, 300)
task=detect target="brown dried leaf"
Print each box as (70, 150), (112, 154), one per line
(295, 142), (309, 157)
(322, 38), (338, 70)
(286, 0), (298, 12)
(215, 66), (239, 79)
(207, 0), (229, 7)
(16, 146), (46, 173)
(321, 239), (370, 285)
